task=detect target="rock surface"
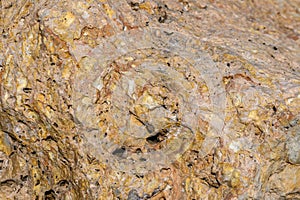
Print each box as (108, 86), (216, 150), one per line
(0, 0), (299, 199)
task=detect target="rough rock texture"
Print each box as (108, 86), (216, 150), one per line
(0, 0), (299, 199)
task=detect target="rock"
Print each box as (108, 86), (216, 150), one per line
(0, 0), (299, 199)
(287, 124), (300, 165)
(267, 165), (300, 199)
(127, 189), (141, 200)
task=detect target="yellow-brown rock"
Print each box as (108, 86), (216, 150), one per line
(0, 0), (299, 199)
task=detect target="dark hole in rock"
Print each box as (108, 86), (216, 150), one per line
(139, 157), (147, 162)
(35, 180), (40, 186)
(112, 146), (126, 157)
(44, 189), (56, 200)
(21, 175), (29, 181)
(0, 179), (16, 187)
(135, 174), (144, 178)
(129, 2), (139, 11)
(58, 180), (69, 187)
(23, 87), (32, 93)
(151, 187), (162, 197)
(135, 148), (142, 154)
(146, 129), (168, 144)
(158, 12), (167, 23)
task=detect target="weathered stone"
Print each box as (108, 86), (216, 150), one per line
(287, 125), (300, 164)
(0, 0), (299, 199)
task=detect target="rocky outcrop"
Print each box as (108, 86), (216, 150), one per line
(0, 0), (299, 199)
